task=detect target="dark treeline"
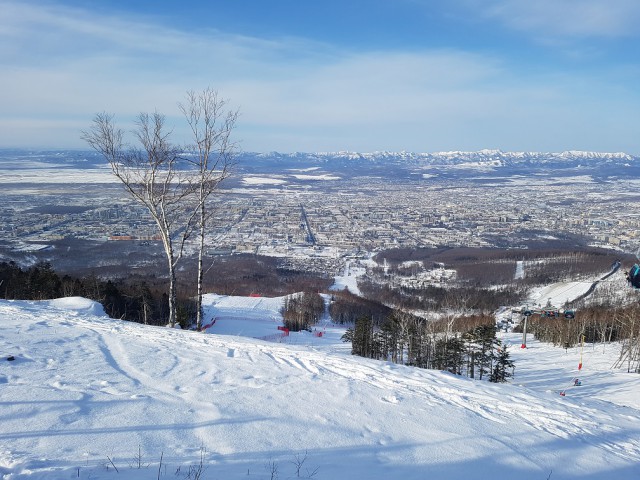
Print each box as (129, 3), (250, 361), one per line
(375, 246), (624, 268)
(358, 280), (525, 313)
(199, 255), (332, 297)
(328, 289), (393, 325)
(0, 256), (333, 328)
(0, 261), (191, 326)
(343, 312), (514, 383)
(1, 261), (63, 300)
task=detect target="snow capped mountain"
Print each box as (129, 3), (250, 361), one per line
(245, 149), (639, 170)
(3, 149), (639, 184)
(236, 149), (640, 183)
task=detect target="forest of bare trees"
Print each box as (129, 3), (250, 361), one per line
(361, 247), (624, 314)
(374, 246), (625, 285)
(359, 280), (526, 314)
(328, 289), (393, 325)
(281, 291), (325, 332)
(523, 304), (640, 373)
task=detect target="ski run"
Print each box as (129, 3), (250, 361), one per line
(1, 295), (639, 479)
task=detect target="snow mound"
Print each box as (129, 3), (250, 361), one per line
(48, 296), (107, 316)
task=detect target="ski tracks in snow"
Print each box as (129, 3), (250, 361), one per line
(3, 300), (639, 471)
(230, 339), (640, 462)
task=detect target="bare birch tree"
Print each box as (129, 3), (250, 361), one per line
(614, 307), (640, 373)
(82, 112), (197, 327)
(179, 88), (238, 330)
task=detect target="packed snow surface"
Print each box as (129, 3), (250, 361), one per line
(527, 281), (594, 307)
(1, 297), (640, 479)
(330, 260), (364, 295)
(201, 293), (285, 338)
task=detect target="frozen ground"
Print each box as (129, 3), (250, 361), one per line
(1, 296), (639, 479)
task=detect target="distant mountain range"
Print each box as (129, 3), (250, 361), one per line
(2, 148), (639, 180)
(238, 149), (640, 180)
(248, 149), (636, 166)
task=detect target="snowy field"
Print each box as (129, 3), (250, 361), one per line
(1, 296), (639, 479)
(0, 168), (115, 184)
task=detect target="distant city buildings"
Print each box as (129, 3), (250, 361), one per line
(2, 174), (637, 264)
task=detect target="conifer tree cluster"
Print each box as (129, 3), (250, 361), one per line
(343, 313), (515, 382)
(0, 261), (62, 300)
(0, 261), (195, 327)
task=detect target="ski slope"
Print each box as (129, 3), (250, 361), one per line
(523, 262), (622, 308)
(329, 260), (364, 296)
(199, 293), (343, 346)
(1, 297), (639, 479)
(527, 281), (594, 307)
(200, 293), (286, 338)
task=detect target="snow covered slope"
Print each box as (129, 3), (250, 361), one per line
(200, 293), (286, 338)
(527, 281), (595, 307)
(1, 298), (639, 479)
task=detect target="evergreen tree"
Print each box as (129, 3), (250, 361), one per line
(473, 324), (497, 380)
(352, 316), (374, 358)
(380, 316), (401, 362)
(490, 341), (515, 383)
(27, 262), (61, 299)
(434, 335), (465, 375)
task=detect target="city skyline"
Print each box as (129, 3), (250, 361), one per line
(1, 0), (639, 154)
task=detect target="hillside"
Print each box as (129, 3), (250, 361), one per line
(1, 297), (639, 479)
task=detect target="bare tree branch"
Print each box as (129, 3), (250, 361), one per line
(179, 87), (239, 330)
(82, 111), (199, 327)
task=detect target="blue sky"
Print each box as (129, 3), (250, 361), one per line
(1, 0), (639, 154)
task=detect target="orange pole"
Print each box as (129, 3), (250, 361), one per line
(578, 334), (585, 370)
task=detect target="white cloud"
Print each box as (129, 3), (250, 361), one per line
(229, 50), (504, 126)
(0, 0), (638, 154)
(478, 0), (640, 39)
(0, 1), (314, 138)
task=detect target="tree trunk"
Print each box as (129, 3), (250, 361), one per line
(196, 197), (205, 330)
(166, 240), (178, 328)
